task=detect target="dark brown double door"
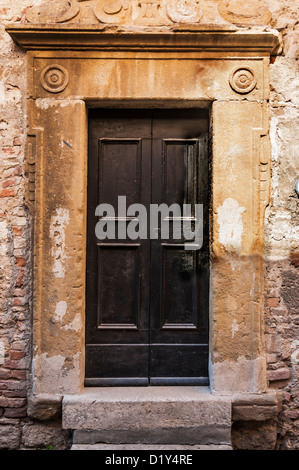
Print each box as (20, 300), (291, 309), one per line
(85, 109), (209, 386)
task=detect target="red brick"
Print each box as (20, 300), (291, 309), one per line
(266, 334), (277, 353)
(283, 391), (291, 403)
(270, 308), (287, 317)
(0, 368), (10, 380)
(12, 306), (25, 314)
(13, 289), (26, 297)
(3, 398), (26, 408)
(267, 298), (280, 308)
(13, 137), (22, 146)
(4, 407), (27, 418)
(11, 370), (27, 380)
(0, 379), (26, 391)
(10, 351), (26, 361)
(12, 226), (22, 236)
(283, 410), (299, 420)
(0, 397), (9, 407)
(0, 188), (15, 197)
(3, 390), (27, 398)
(2, 147), (15, 155)
(4, 358), (27, 370)
(13, 297), (26, 307)
(16, 269), (25, 287)
(12, 166), (22, 176)
(17, 321), (26, 332)
(290, 252), (299, 267)
(11, 341), (27, 351)
(2, 178), (17, 188)
(268, 368), (290, 382)
(15, 257), (26, 267)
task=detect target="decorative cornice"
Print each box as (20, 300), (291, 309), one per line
(6, 24), (283, 55)
(23, 0), (273, 27)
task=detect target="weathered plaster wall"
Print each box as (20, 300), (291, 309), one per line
(263, 0), (299, 450)
(0, 0), (298, 450)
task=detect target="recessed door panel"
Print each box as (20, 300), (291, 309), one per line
(161, 246), (197, 329)
(99, 139), (142, 207)
(97, 245), (140, 329)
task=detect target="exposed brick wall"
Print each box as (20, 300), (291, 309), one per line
(265, 260), (299, 449)
(0, 1), (30, 447)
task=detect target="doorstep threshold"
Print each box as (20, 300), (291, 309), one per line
(62, 386), (232, 446)
(64, 385), (223, 404)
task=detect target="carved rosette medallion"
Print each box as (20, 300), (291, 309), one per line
(167, 0), (202, 23)
(41, 65), (69, 93)
(229, 67), (257, 94)
(94, 0), (131, 24)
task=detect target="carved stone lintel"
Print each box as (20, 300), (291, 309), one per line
(24, 0), (273, 27)
(218, 0), (271, 26)
(135, 1), (166, 25)
(26, 0), (80, 24)
(94, 0), (203, 25)
(94, 0), (131, 24)
(167, 0), (202, 24)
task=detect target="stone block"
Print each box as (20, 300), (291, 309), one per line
(232, 392), (279, 422)
(22, 422), (71, 450)
(232, 405), (277, 422)
(71, 444), (233, 450)
(63, 387), (232, 446)
(27, 394), (62, 421)
(268, 368), (290, 382)
(0, 424), (21, 449)
(232, 420), (278, 450)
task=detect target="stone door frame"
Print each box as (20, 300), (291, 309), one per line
(7, 25), (282, 400)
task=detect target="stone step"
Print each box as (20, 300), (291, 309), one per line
(63, 386), (232, 447)
(71, 444), (233, 450)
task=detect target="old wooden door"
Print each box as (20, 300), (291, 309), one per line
(85, 109), (209, 386)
